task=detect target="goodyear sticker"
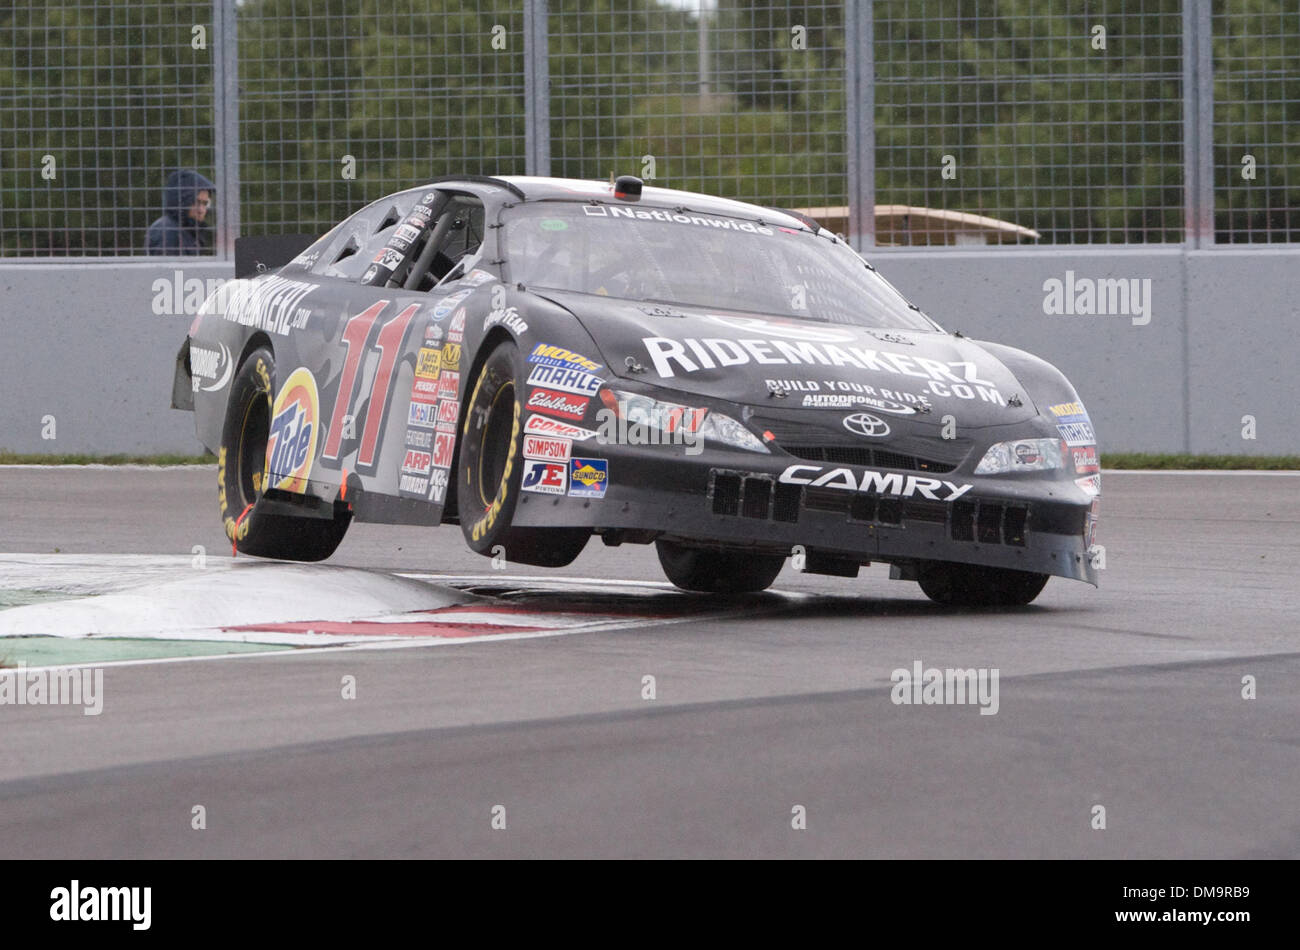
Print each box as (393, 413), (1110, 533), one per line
(568, 457), (608, 498)
(267, 367), (320, 494)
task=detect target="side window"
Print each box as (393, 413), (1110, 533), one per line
(399, 197), (486, 292)
(313, 197), (420, 281)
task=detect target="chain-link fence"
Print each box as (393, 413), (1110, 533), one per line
(1, 0), (1297, 257)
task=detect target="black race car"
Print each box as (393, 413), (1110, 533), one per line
(172, 174), (1101, 605)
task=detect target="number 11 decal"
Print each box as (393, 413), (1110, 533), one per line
(323, 300), (420, 473)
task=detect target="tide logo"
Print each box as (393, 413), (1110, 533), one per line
(267, 367), (320, 494)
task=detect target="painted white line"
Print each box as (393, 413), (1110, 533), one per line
(1101, 469), (1300, 476)
(0, 464), (208, 471)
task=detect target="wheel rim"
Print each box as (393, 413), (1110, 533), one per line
(476, 379), (515, 507)
(237, 392), (270, 508)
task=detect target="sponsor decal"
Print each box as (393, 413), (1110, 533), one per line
(373, 247), (405, 270)
(361, 265), (380, 283)
(436, 371), (460, 400)
(1086, 498), (1100, 547)
(429, 467), (449, 503)
(528, 343), (601, 373)
(1057, 420), (1096, 446)
(408, 398), (438, 429)
(415, 347), (441, 379)
(589, 204), (775, 236)
(524, 435), (572, 462)
(441, 342), (462, 371)
(1014, 442), (1043, 465)
(1071, 445), (1100, 473)
(436, 399), (459, 427)
(432, 288), (472, 320)
(432, 431), (456, 468)
(267, 367), (320, 493)
(808, 393), (915, 413)
(842, 412), (890, 438)
(767, 379), (933, 411)
(190, 341), (233, 393)
(1075, 474), (1101, 497)
(222, 275), (315, 336)
(449, 309), (466, 334)
(1048, 401), (1088, 419)
(525, 414), (598, 441)
(568, 458), (608, 498)
(1042, 271), (1152, 326)
(291, 249), (321, 268)
(484, 306), (529, 335)
(405, 428), (433, 449)
(527, 388), (589, 420)
(394, 223), (421, 245)
(402, 449), (433, 476)
(642, 337), (1002, 406)
(462, 269), (495, 287)
(522, 459), (567, 495)
(424, 322), (444, 344)
(526, 363), (603, 396)
(778, 464), (973, 501)
(399, 473), (428, 495)
(413, 378), (440, 398)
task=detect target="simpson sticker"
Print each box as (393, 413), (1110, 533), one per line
(524, 414), (598, 441)
(778, 464), (972, 501)
(568, 458), (609, 498)
(436, 371), (460, 400)
(484, 306), (529, 335)
(527, 388), (589, 420)
(432, 289), (472, 320)
(432, 431), (456, 469)
(416, 347), (441, 379)
(528, 343), (601, 373)
(267, 367), (320, 493)
(408, 398), (438, 429)
(522, 459), (567, 495)
(526, 364), (603, 397)
(524, 435), (572, 462)
(441, 342), (462, 371)
(402, 449), (433, 476)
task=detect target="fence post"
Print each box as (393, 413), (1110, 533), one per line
(845, 0), (875, 251)
(213, 0), (240, 258)
(1182, 0), (1213, 247)
(524, 0), (551, 178)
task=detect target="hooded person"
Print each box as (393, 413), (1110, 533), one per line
(146, 169), (216, 255)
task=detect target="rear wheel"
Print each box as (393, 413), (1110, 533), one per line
(217, 346), (350, 561)
(656, 540), (784, 593)
(457, 339), (589, 567)
(916, 561), (1048, 607)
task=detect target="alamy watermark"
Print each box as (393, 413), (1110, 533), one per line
(890, 660), (999, 715)
(0, 662), (104, 716)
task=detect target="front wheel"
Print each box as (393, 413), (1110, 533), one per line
(217, 346), (350, 561)
(916, 561), (1048, 606)
(656, 541), (784, 593)
(457, 339), (589, 567)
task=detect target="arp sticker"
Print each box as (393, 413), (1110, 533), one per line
(267, 367), (320, 494)
(402, 449), (432, 476)
(522, 459), (567, 495)
(568, 458), (608, 498)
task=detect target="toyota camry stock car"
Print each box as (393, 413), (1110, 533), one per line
(171, 174), (1101, 605)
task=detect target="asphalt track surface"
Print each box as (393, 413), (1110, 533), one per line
(0, 467), (1297, 858)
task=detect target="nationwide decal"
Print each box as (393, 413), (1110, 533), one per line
(586, 204), (775, 236)
(267, 367), (320, 493)
(842, 412), (890, 438)
(642, 336), (1003, 406)
(568, 458), (609, 498)
(432, 431), (456, 469)
(524, 414), (598, 441)
(405, 428), (433, 449)
(223, 276), (315, 336)
(527, 388), (589, 420)
(432, 288), (472, 320)
(528, 343), (601, 373)
(527, 364), (603, 396)
(429, 467), (450, 503)
(436, 371), (460, 400)
(408, 398), (438, 429)
(441, 342), (462, 371)
(190, 341), (233, 393)
(415, 347), (441, 379)
(522, 459), (567, 495)
(1071, 445), (1100, 474)
(779, 464), (972, 501)
(484, 306), (529, 335)
(524, 435), (572, 462)
(705, 314), (855, 343)
(402, 449), (433, 476)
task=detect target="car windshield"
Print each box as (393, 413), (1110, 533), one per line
(501, 202), (938, 331)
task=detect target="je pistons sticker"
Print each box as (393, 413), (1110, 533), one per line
(267, 367), (320, 494)
(522, 459), (567, 495)
(568, 458), (608, 498)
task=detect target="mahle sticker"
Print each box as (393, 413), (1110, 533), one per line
(267, 367), (320, 494)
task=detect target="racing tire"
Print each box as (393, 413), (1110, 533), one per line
(916, 561), (1048, 607)
(457, 339), (590, 568)
(217, 346), (351, 561)
(655, 541), (784, 593)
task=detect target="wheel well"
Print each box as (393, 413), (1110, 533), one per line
(237, 333), (274, 376)
(442, 326), (517, 523)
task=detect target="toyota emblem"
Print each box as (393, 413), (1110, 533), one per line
(842, 412), (890, 438)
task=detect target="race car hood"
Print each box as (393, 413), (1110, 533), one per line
(535, 289), (1040, 428)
